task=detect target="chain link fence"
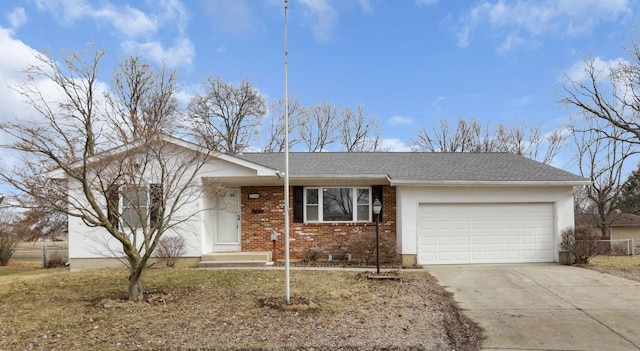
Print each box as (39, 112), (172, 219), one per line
(595, 239), (639, 256)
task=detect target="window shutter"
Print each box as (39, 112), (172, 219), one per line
(293, 186), (303, 223)
(372, 185), (383, 221)
(149, 184), (163, 229)
(107, 184), (120, 229)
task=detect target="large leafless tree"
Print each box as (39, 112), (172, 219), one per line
(338, 105), (384, 152)
(296, 101), (339, 152)
(0, 48), (210, 301)
(262, 96), (302, 152)
(559, 41), (640, 146)
(293, 101), (384, 152)
(412, 117), (565, 164)
(570, 118), (635, 238)
(559, 40), (640, 237)
(188, 76), (267, 153)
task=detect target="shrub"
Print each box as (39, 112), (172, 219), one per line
(348, 232), (398, 266)
(44, 255), (67, 268)
(155, 235), (186, 268)
(300, 246), (324, 263)
(0, 217), (21, 266)
(560, 227), (600, 264)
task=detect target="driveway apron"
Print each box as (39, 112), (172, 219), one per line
(425, 264), (640, 351)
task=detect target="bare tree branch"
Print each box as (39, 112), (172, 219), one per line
(188, 76), (266, 153)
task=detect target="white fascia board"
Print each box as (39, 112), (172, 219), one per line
(289, 174), (391, 181)
(215, 154), (280, 177)
(389, 180), (592, 187)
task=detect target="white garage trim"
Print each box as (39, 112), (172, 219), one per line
(418, 203), (554, 265)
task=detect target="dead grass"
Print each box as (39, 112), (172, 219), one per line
(0, 265), (482, 351)
(585, 256), (640, 282)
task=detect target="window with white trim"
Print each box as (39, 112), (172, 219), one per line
(121, 185), (148, 229)
(117, 184), (163, 230)
(304, 187), (371, 222)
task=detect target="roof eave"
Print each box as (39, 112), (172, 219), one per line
(389, 180), (591, 187)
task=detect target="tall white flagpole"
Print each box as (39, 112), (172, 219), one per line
(283, 0), (291, 304)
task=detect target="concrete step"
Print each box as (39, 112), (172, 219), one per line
(198, 260), (268, 268)
(198, 251), (272, 268)
(200, 251), (271, 262)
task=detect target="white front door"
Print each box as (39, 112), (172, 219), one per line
(214, 188), (241, 252)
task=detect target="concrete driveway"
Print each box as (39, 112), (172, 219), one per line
(425, 264), (640, 351)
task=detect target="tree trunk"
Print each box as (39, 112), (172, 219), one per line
(128, 269), (144, 302)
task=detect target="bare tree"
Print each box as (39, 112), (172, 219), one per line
(297, 101), (339, 152)
(188, 76), (267, 153)
(262, 96), (302, 152)
(412, 117), (565, 164)
(106, 56), (181, 142)
(338, 105), (384, 152)
(413, 117), (491, 153)
(0, 48), (211, 301)
(559, 42), (640, 146)
(570, 118), (635, 238)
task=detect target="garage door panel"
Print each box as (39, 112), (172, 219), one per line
(455, 236), (469, 245)
(438, 236), (453, 245)
(488, 236), (503, 244)
(504, 236), (519, 244)
(471, 221), (486, 229)
(471, 251), (487, 260)
(455, 252), (469, 260)
(418, 203), (554, 265)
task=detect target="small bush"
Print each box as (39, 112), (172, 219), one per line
(45, 255), (67, 268)
(155, 235), (186, 268)
(560, 227), (600, 264)
(300, 246), (324, 263)
(348, 232), (398, 266)
(0, 221), (21, 266)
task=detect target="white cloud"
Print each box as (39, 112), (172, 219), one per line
(389, 115), (413, 126)
(380, 138), (412, 152)
(33, 0), (194, 68)
(457, 0), (632, 53)
(299, 0), (338, 42)
(511, 95), (532, 107)
(358, 0), (373, 15)
(121, 37), (194, 68)
(93, 4), (158, 39)
(456, 26), (470, 48)
(495, 33), (525, 55)
(563, 57), (627, 83)
(202, 0), (255, 35)
(415, 0), (439, 7)
(6, 7), (27, 29)
(33, 0), (91, 23)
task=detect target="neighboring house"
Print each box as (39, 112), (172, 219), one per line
(576, 213), (640, 243)
(53, 137), (588, 270)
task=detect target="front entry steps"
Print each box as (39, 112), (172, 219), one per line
(198, 251), (272, 268)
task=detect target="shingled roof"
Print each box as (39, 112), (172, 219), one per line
(233, 152), (587, 184)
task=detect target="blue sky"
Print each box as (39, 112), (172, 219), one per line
(0, 0), (638, 194)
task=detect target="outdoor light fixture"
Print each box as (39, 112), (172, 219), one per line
(372, 198), (382, 275)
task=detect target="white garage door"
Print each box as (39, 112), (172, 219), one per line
(418, 203), (554, 264)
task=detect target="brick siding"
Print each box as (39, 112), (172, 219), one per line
(240, 186), (396, 260)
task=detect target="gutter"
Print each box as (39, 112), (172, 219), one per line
(388, 180), (591, 187)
